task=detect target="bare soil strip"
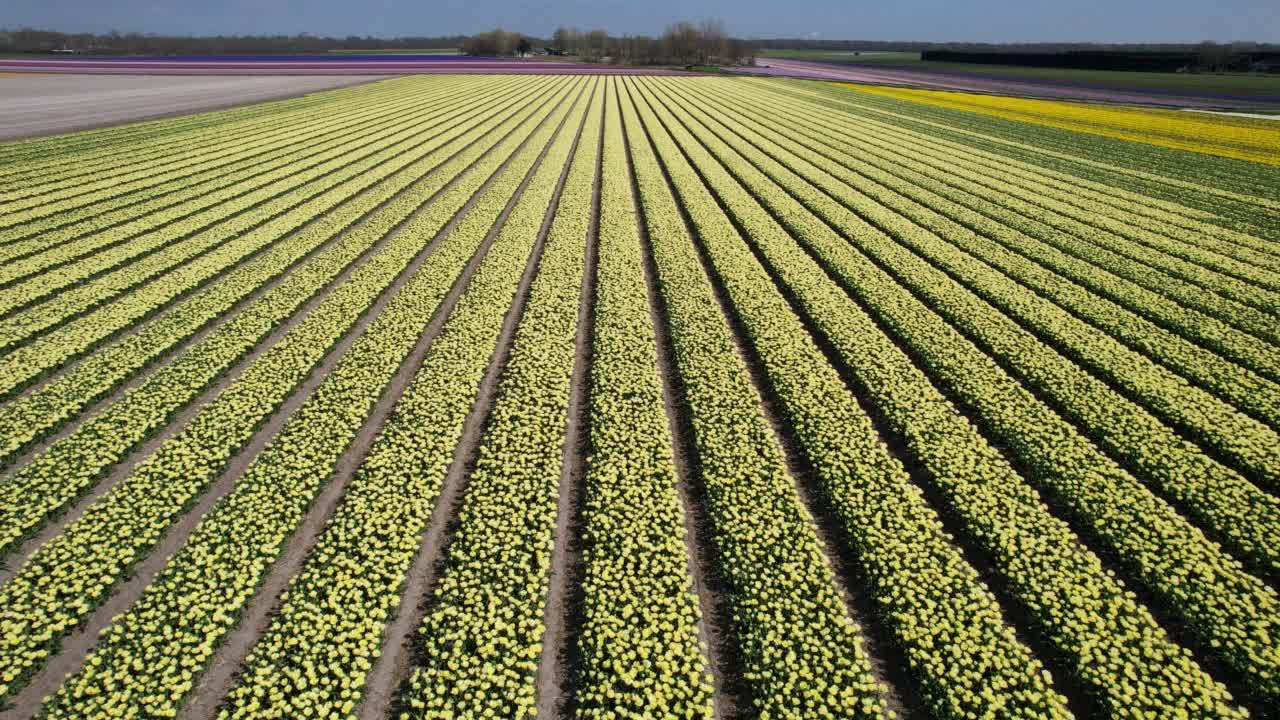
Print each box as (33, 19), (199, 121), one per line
(533, 106), (601, 720)
(0, 86), (574, 720)
(358, 91), (590, 720)
(0, 74), (381, 141)
(636, 183), (747, 720)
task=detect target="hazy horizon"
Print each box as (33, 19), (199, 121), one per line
(3, 0), (1277, 45)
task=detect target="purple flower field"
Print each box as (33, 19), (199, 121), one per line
(0, 55), (689, 76)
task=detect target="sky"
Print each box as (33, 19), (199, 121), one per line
(3, 0), (1277, 44)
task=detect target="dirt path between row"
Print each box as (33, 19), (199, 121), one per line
(533, 101), (601, 720)
(623, 76), (920, 719)
(357, 85), (590, 720)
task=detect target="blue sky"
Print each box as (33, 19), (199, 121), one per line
(4, 0), (1277, 43)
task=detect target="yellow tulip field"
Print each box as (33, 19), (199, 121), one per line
(0, 73), (1278, 720)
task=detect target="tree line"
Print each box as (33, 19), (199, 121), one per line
(463, 21), (756, 66)
(0, 28), (466, 55)
(0, 21), (756, 67)
(548, 21), (755, 65)
(921, 43), (1279, 74)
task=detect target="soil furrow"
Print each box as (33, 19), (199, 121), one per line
(357, 86), (590, 720)
(626, 79), (915, 719)
(533, 99), (601, 720)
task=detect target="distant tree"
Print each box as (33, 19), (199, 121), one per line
(516, 37), (531, 56)
(583, 29), (607, 60)
(463, 28), (521, 56)
(664, 21), (699, 64)
(697, 18), (727, 64)
(1197, 40), (1233, 71)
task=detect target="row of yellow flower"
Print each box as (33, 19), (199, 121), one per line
(0, 78), (472, 296)
(38, 79), (585, 719)
(0, 85), (515, 360)
(0, 75), (393, 175)
(780, 81), (1280, 283)
(680, 77), (1280, 577)
(223, 78), (594, 720)
(806, 85), (1280, 302)
(569, 79), (715, 719)
(0, 81), (421, 250)
(626, 76), (1064, 719)
(728, 79), (1280, 493)
(0, 78), (550, 580)
(0, 77), (530, 474)
(779, 86), (1280, 367)
(0, 80), (418, 220)
(636, 75), (1253, 715)
(0, 79), (569, 709)
(785, 79), (1280, 245)
(646, 76), (1280, 703)
(832, 82), (1280, 166)
(0, 82), (524, 394)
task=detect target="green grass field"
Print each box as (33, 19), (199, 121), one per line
(761, 48), (1280, 99)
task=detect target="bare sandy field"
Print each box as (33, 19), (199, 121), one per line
(0, 74), (378, 140)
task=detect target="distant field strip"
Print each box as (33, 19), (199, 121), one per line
(0, 74), (1277, 720)
(834, 81), (1280, 166)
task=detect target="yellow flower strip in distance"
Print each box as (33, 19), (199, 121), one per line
(830, 81), (1280, 166)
